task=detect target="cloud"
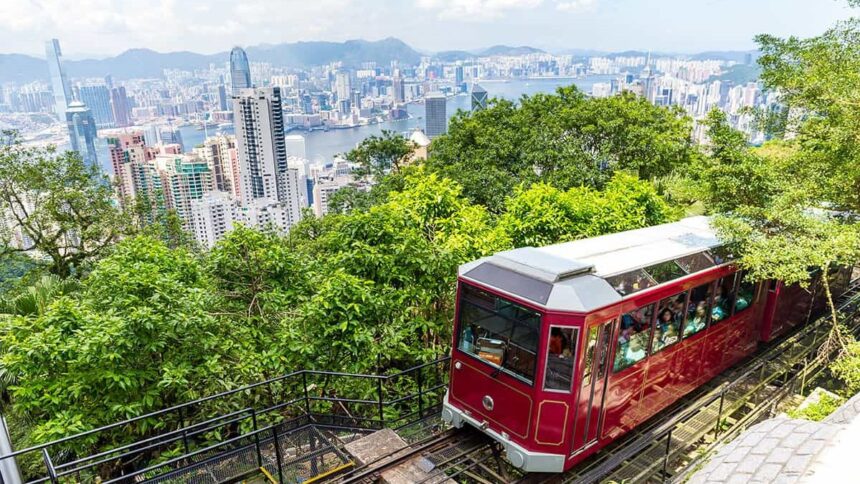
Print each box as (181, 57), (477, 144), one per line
(555, 0), (598, 12)
(416, 0), (544, 20)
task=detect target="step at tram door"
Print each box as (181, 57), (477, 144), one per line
(572, 320), (614, 455)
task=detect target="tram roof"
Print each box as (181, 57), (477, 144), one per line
(459, 216), (729, 313)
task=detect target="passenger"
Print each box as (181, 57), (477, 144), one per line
(653, 325), (666, 351)
(686, 302), (708, 335)
(658, 308), (674, 332)
(626, 337), (646, 364)
(549, 327), (567, 355)
(663, 324), (679, 346)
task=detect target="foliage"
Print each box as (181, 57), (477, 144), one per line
(428, 87), (696, 211)
(0, 274), (80, 317)
(345, 130), (416, 179)
(0, 252), (38, 294)
(787, 391), (844, 422)
(831, 341), (860, 397)
(498, 172), (676, 247)
(0, 140), (130, 277)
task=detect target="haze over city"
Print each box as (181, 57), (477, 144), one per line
(0, 0), (855, 56)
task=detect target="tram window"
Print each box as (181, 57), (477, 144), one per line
(712, 276), (736, 323)
(614, 304), (654, 372)
(457, 284), (541, 384)
(607, 269), (657, 296)
(684, 282), (712, 338)
(645, 260), (687, 284)
(675, 252), (715, 274)
(544, 327), (579, 392)
(734, 271), (756, 314)
(582, 326), (599, 386)
(653, 292), (687, 353)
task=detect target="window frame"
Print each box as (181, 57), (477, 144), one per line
(683, 280), (714, 339)
(542, 326), (580, 393)
(651, 291), (688, 354)
(613, 303), (655, 374)
(455, 283), (543, 386)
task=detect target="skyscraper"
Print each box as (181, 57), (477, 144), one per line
(65, 101), (98, 169)
(217, 84), (229, 111)
(285, 134), (307, 159)
(425, 92), (447, 138)
(45, 39), (72, 120)
(392, 75), (405, 104)
(335, 71), (351, 103)
(230, 47), (252, 95)
(110, 86), (131, 127)
(232, 87), (289, 203)
(194, 135), (237, 195)
(78, 85), (115, 128)
(455, 65), (464, 92)
(471, 83), (488, 111)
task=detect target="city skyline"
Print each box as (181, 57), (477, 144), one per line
(0, 0), (854, 58)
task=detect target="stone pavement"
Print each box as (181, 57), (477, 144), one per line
(688, 392), (860, 483)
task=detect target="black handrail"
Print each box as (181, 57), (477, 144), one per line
(0, 356), (451, 483)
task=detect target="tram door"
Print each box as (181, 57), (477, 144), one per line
(572, 320), (614, 453)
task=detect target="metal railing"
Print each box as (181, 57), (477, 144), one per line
(0, 356), (450, 483)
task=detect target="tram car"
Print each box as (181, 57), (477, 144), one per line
(441, 216), (851, 473)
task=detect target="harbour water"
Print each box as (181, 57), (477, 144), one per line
(96, 76), (613, 172)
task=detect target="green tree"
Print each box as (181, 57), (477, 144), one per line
(0, 141), (129, 278)
(346, 130), (416, 179)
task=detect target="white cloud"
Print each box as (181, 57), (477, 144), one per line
(555, 0), (597, 12)
(416, 0), (544, 21)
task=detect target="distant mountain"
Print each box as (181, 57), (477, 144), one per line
(478, 45), (545, 56)
(0, 54), (49, 83)
(0, 38), (422, 83)
(692, 50), (758, 63)
(435, 50), (476, 62)
(707, 64), (762, 85)
(554, 48), (609, 57)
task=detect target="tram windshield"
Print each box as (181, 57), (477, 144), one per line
(457, 283), (541, 384)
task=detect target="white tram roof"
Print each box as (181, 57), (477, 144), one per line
(459, 216), (729, 313)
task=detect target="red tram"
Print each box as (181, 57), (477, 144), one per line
(441, 216), (851, 472)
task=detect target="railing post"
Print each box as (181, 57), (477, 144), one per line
(417, 366), (424, 419)
(42, 449), (58, 484)
(252, 409), (263, 468)
(272, 425), (285, 483)
(303, 371), (311, 420)
(377, 378), (385, 429)
(177, 406), (190, 455)
(662, 428), (673, 481)
(714, 390), (725, 439)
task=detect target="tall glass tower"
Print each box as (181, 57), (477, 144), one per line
(45, 39), (72, 120)
(230, 47), (252, 95)
(425, 92), (447, 139)
(65, 101), (99, 169)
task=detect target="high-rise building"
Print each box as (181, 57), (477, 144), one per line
(470, 83), (488, 111)
(65, 101), (99, 169)
(110, 87), (131, 127)
(159, 126), (184, 152)
(78, 85), (115, 128)
(190, 191), (242, 248)
(392, 75), (405, 104)
(455, 65), (464, 92)
(230, 47), (252, 95)
(216, 84), (229, 111)
(45, 39), (72, 120)
(154, 154), (213, 231)
(285, 134), (307, 159)
(232, 87), (289, 203)
(107, 130), (154, 203)
(194, 135), (237, 195)
(335, 71), (351, 103)
(424, 92), (447, 138)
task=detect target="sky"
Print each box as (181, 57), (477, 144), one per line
(0, 0), (855, 58)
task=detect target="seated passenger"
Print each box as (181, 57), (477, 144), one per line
(663, 324), (679, 346)
(625, 337), (646, 364)
(658, 308), (674, 332)
(686, 302), (708, 335)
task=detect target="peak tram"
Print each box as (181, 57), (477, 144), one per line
(441, 216), (852, 473)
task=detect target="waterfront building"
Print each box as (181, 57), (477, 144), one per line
(78, 85), (115, 128)
(470, 83), (488, 111)
(424, 92), (447, 138)
(45, 39), (72, 120)
(65, 101), (99, 169)
(230, 47), (252, 95)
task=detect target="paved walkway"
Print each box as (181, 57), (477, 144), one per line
(689, 392), (860, 483)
